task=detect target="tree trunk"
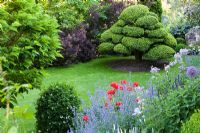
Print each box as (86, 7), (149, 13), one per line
(134, 51), (143, 61)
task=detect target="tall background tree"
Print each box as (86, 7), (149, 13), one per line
(139, 0), (163, 21)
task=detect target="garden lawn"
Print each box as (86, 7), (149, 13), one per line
(0, 56), (172, 132)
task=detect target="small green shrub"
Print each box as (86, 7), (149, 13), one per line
(36, 83), (81, 133)
(165, 33), (177, 47)
(111, 34), (123, 44)
(122, 37), (152, 51)
(175, 43), (187, 52)
(115, 20), (126, 27)
(181, 110), (200, 133)
(101, 30), (112, 42)
(176, 37), (186, 44)
(98, 43), (114, 53)
(113, 44), (129, 54)
(145, 45), (175, 59)
(110, 26), (123, 34)
(135, 15), (159, 28)
(122, 26), (144, 37)
(119, 4), (149, 22)
(146, 28), (167, 38)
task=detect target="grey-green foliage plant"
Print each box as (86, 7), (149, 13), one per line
(144, 76), (200, 133)
(36, 83), (81, 133)
(181, 109), (200, 133)
(98, 5), (177, 61)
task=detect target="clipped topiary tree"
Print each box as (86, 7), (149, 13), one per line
(98, 5), (177, 61)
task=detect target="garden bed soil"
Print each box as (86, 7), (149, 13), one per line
(107, 59), (169, 72)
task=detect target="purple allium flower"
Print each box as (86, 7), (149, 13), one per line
(186, 66), (199, 78)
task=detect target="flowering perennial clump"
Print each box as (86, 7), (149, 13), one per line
(72, 80), (145, 133)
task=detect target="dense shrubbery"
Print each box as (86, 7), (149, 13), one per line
(181, 110), (200, 133)
(0, 0), (61, 70)
(36, 83), (80, 133)
(99, 5), (177, 61)
(0, 0), (61, 108)
(55, 1), (125, 65)
(144, 65), (200, 132)
(185, 2), (200, 26)
(38, 0), (93, 29)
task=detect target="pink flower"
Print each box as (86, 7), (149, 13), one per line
(83, 115), (89, 122)
(133, 82), (139, 87)
(120, 80), (127, 84)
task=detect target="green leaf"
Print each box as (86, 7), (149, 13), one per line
(8, 126), (18, 133)
(11, 21), (21, 27)
(0, 24), (3, 31)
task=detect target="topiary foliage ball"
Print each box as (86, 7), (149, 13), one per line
(36, 83), (81, 133)
(98, 4), (177, 61)
(181, 110), (200, 133)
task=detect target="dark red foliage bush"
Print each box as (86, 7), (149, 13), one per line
(86, 1), (125, 45)
(54, 24), (96, 65)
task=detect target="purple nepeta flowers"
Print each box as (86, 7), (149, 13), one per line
(186, 66), (199, 78)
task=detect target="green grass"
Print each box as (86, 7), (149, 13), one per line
(0, 56), (167, 132)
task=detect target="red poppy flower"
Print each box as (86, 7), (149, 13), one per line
(116, 102), (122, 107)
(108, 95), (112, 101)
(119, 85), (124, 90)
(120, 80), (127, 84)
(133, 82), (139, 87)
(110, 82), (119, 90)
(83, 115), (89, 122)
(107, 89), (115, 95)
(127, 86), (133, 91)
